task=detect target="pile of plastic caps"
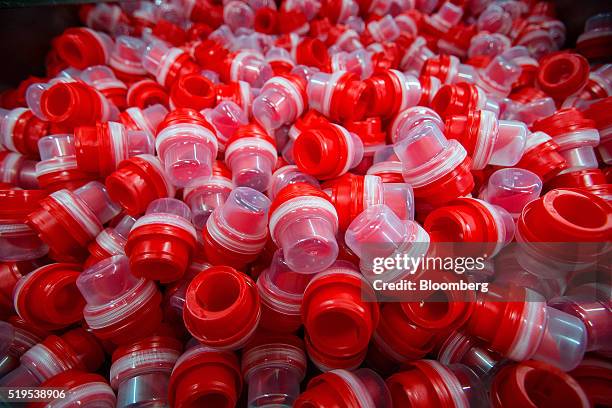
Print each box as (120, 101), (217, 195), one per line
(0, 0), (610, 406)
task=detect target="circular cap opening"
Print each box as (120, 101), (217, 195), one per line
(44, 84), (73, 119)
(523, 368), (585, 406)
(182, 75), (214, 99)
(311, 310), (360, 350)
(552, 194), (607, 229)
(196, 272), (241, 313)
(295, 131), (324, 170)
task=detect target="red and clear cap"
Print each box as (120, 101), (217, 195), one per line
(468, 32), (511, 59)
(480, 53), (522, 95)
(391, 106), (444, 144)
(142, 40), (172, 76)
(345, 204), (410, 262)
(126, 130), (154, 157)
(111, 36), (146, 73)
(113, 214), (137, 239)
(80, 65), (123, 88)
(489, 120), (528, 167)
(75, 181), (122, 225)
(146, 197), (192, 221)
(394, 121), (449, 169)
(335, 368), (392, 408)
(77, 255), (141, 307)
(223, 0), (256, 31)
(202, 101), (249, 145)
(382, 183), (415, 221)
(219, 186), (271, 235)
(532, 307), (588, 371)
(38, 134), (75, 161)
(481, 168), (542, 217)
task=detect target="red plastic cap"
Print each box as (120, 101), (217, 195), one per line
(152, 19), (187, 47)
(44, 328), (105, 372)
(491, 360), (590, 408)
(546, 168), (606, 190)
(386, 360), (463, 408)
(296, 38), (330, 71)
(294, 123), (358, 180)
(302, 266), (379, 367)
(537, 52), (590, 101)
(14, 263), (84, 331)
(106, 155), (173, 216)
(40, 82), (106, 128)
(169, 346), (242, 408)
(127, 79), (169, 109)
(254, 7), (279, 34)
(55, 28), (108, 69)
(518, 188), (612, 244)
(431, 83), (481, 119)
(183, 266), (261, 349)
(170, 74), (216, 111)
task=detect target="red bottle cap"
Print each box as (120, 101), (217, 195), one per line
(0, 189), (47, 223)
(537, 53), (590, 101)
(74, 122), (123, 176)
(183, 266), (261, 349)
(295, 368), (392, 408)
(26, 192), (96, 262)
(0, 261), (39, 319)
(491, 360), (590, 408)
(125, 205), (197, 283)
(40, 82), (108, 128)
(570, 357), (612, 407)
(519, 188), (611, 244)
(254, 7), (279, 34)
(399, 273), (475, 331)
(168, 345), (242, 408)
(30, 369), (114, 408)
(106, 155), (175, 216)
(295, 38), (330, 71)
(169, 74), (216, 111)
(424, 197), (503, 256)
(13, 263), (83, 331)
(43, 328), (105, 373)
(431, 83), (483, 119)
(127, 79), (169, 109)
(532, 108), (596, 137)
(412, 156), (474, 207)
(152, 19), (187, 47)
(546, 168), (606, 190)
(1, 108), (49, 157)
(386, 360), (472, 408)
(516, 136), (568, 183)
(302, 265), (378, 368)
(55, 28), (110, 69)
(278, 10), (308, 35)
(294, 123), (361, 180)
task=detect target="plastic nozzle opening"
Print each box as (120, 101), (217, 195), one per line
(142, 41), (171, 76)
(77, 255), (141, 307)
